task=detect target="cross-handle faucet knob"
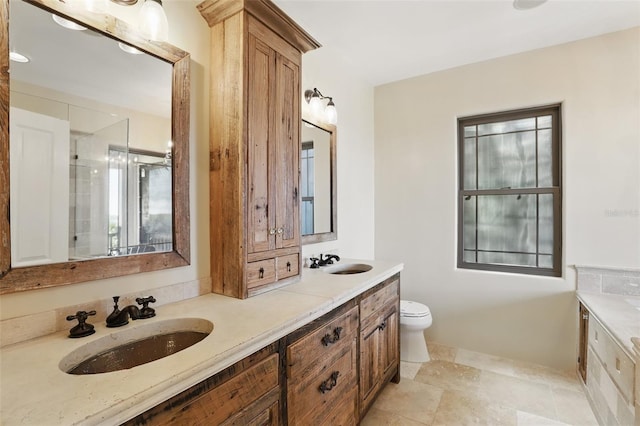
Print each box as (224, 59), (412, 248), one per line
(309, 257), (320, 269)
(66, 310), (97, 338)
(136, 296), (156, 319)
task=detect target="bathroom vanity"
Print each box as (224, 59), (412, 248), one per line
(576, 267), (640, 426)
(0, 260), (402, 425)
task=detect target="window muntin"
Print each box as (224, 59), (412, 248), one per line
(458, 105), (561, 277)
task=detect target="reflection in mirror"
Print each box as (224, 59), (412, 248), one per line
(301, 118), (337, 244)
(0, 0), (190, 293)
(9, 0), (172, 266)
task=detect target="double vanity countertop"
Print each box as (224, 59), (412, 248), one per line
(0, 259), (403, 426)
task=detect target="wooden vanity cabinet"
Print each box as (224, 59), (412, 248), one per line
(122, 343), (280, 426)
(285, 302), (360, 425)
(359, 275), (401, 416)
(198, 0), (320, 299)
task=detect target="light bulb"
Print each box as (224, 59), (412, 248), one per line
(52, 14), (87, 31)
(309, 94), (323, 121)
(325, 100), (337, 125)
(138, 0), (169, 42)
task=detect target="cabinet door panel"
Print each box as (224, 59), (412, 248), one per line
(360, 319), (381, 410)
(247, 34), (276, 255)
(274, 53), (300, 249)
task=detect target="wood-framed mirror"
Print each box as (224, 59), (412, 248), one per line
(0, 0), (190, 294)
(300, 117), (337, 244)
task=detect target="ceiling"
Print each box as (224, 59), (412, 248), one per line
(274, 0), (640, 87)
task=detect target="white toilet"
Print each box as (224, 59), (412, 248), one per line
(399, 300), (432, 363)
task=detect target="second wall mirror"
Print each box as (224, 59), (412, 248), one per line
(0, 0), (191, 294)
(300, 118), (337, 244)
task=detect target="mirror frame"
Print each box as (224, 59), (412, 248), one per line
(301, 117), (337, 245)
(0, 0), (191, 294)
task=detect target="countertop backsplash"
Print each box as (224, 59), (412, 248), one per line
(575, 265), (640, 296)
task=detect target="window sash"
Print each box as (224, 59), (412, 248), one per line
(457, 105), (562, 277)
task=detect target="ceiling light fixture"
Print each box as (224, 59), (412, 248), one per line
(118, 42), (144, 54)
(60, 0), (169, 42)
(52, 14), (87, 30)
(513, 0), (548, 10)
(304, 88), (338, 125)
(9, 51), (30, 63)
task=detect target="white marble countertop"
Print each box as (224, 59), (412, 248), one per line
(0, 259), (403, 426)
(577, 291), (640, 358)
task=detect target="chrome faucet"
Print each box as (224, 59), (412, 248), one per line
(106, 296), (156, 328)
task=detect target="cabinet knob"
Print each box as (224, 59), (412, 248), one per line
(318, 371), (340, 394)
(269, 228), (276, 235)
(277, 227), (284, 234)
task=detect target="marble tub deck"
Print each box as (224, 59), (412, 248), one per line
(362, 342), (598, 426)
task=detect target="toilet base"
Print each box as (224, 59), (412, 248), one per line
(400, 328), (430, 363)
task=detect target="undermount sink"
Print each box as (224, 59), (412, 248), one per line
(324, 263), (373, 275)
(60, 318), (213, 375)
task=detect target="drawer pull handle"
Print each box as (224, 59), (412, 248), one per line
(378, 321), (387, 331)
(321, 327), (343, 346)
(287, 261), (291, 272)
(319, 371), (340, 394)
(615, 357), (621, 372)
(259, 267), (264, 279)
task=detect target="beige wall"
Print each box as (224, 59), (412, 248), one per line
(300, 46), (376, 261)
(0, 0), (211, 320)
(374, 27), (640, 370)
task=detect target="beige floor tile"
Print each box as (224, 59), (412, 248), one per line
(427, 341), (457, 362)
(476, 370), (558, 420)
(432, 389), (517, 426)
(371, 378), (443, 424)
(414, 360), (483, 396)
(455, 348), (517, 377)
(516, 411), (571, 426)
(400, 361), (422, 380)
(360, 407), (428, 426)
(551, 387), (599, 425)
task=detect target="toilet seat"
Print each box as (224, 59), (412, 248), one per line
(400, 300), (430, 318)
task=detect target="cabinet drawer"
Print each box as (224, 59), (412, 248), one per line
(277, 253), (299, 280)
(247, 259), (276, 289)
(360, 279), (399, 321)
(287, 339), (357, 425)
(287, 305), (359, 379)
(588, 315), (635, 404)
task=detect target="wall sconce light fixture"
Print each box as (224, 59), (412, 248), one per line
(60, 0), (169, 42)
(304, 88), (338, 125)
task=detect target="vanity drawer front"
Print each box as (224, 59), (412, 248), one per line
(360, 278), (399, 321)
(587, 315), (607, 361)
(277, 253), (299, 280)
(287, 339), (357, 425)
(287, 305), (359, 378)
(603, 337), (635, 403)
(247, 259), (276, 289)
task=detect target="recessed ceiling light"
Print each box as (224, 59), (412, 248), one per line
(52, 14), (87, 31)
(118, 42), (143, 55)
(513, 0), (548, 10)
(9, 51), (29, 63)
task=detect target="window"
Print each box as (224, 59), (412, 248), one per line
(301, 141), (315, 235)
(458, 105), (562, 277)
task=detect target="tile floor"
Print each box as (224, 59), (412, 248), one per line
(361, 342), (599, 426)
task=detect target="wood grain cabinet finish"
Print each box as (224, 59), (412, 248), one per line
(198, 0), (320, 299)
(286, 304), (360, 425)
(359, 276), (400, 416)
(122, 344), (280, 426)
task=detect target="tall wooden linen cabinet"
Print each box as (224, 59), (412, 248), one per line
(198, 0), (320, 298)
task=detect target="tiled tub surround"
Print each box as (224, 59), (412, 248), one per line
(576, 266), (640, 426)
(0, 259), (402, 426)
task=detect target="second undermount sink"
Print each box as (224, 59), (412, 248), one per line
(324, 263), (373, 275)
(60, 318), (213, 375)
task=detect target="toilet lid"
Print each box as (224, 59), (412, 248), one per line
(400, 300), (430, 318)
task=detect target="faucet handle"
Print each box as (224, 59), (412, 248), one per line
(136, 296), (156, 319)
(309, 257), (320, 269)
(66, 310), (97, 338)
